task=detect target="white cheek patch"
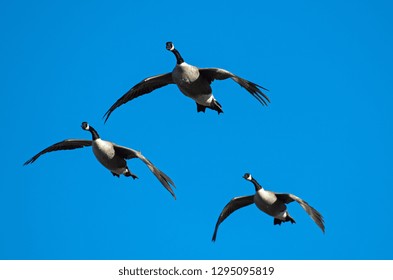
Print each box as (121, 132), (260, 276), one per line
(85, 124), (90, 130)
(246, 174), (252, 181)
(169, 45), (175, 51)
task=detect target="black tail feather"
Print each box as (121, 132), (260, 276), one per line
(274, 218), (282, 225)
(211, 99), (223, 114)
(286, 214), (296, 224)
(111, 172), (120, 178)
(196, 103), (206, 112)
(274, 215), (296, 226)
(196, 100), (223, 114)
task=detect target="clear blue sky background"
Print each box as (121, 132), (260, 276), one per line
(1, 0), (392, 260)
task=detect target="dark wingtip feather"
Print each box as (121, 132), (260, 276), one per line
(23, 158), (33, 166)
(236, 77), (270, 106)
(157, 170), (176, 200)
(103, 103), (118, 123)
(304, 201), (325, 234)
(317, 213), (325, 233)
(102, 91), (131, 124)
(211, 223), (219, 242)
(253, 92), (269, 106)
(308, 205), (325, 233)
(102, 111), (109, 123)
(103, 112), (110, 124)
(253, 84), (271, 105)
(257, 84), (269, 92)
(23, 155), (39, 166)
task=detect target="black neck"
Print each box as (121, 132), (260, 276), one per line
(250, 178), (263, 191)
(171, 48), (184, 64)
(88, 126), (100, 140)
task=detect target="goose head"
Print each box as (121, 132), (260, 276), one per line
(243, 173), (253, 181)
(81, 122), (90, 131)
(166, 41), (175, 51)
(165, 41), (184, 64)
(243, 173), (263, 191)
(81, 122), (100, 140)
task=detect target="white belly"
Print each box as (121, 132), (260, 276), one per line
(172, 63), (213, 104)
(92, 139), (116, 166)
(254, 189), (281, 217)
(254, 189), (277, 206)
(91, 139), (128, 176)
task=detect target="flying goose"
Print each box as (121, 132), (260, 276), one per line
(24, 122), (176, 199)
(103, 42), (269, 122)
(212, 173), (325, 241)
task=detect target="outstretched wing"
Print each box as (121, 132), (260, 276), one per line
(113, 144), (176, 199)
(103, 73), (174, 122)
(275, 193), (325, 233)
(23, 139), (92, 165)
(212, 195), (254, 242)
(198, 68), (270, 106)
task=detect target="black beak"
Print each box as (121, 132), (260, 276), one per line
(166, 42), (173, 50)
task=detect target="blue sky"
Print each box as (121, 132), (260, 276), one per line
(1, 0), (392, 260)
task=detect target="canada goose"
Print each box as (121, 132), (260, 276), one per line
(212, 173), (325, 241)
(103, 42), (269, 122)
(24, 122), (176, 199)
